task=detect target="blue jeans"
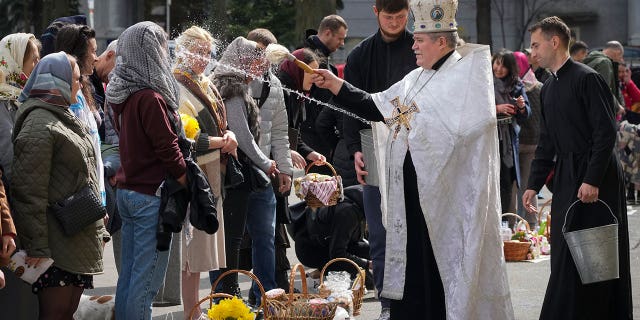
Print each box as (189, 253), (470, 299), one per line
(363, 185), (390, 309)
(246, 187), (277, 305)
(115, 189), (171, 320)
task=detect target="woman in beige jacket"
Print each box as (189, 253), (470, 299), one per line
(173, 26), (238, 319)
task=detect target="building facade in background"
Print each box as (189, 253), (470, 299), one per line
(11, 1), (638, 62)
(336, 0), (640, 63)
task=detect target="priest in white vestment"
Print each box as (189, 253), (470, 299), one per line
(310, 0), (514, 319)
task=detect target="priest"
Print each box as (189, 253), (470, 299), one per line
(522, 16), (632, 320)
(311, 0), (514, 319)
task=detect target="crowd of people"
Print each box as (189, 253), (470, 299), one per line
(0, 0), (634, 319)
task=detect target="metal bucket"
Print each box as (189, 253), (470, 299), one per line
(563, 199), (619, 284)
(359, 129), (379, 186)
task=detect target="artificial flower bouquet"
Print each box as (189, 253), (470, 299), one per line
(501, 213), (551, 261)
(511, 228), (550, 260)
(207, 296), (255, 320)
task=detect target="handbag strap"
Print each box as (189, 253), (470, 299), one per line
(255, 73), (271, 109)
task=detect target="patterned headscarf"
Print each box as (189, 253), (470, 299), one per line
(105, 21), (179, 111)
(214, 36), (261, 79)
(0, 33), (36, 99)
(18, 51), (73, 107)
(213, 37), (262, 143)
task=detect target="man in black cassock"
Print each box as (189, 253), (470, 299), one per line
(341, 1), (417, 319)
(523, 16), (632, 320)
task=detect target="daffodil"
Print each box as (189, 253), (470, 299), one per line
(180, 113), (200, 140)
(207, 296), (255, 320)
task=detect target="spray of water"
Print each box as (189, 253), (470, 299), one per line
(170, 25), (372, 125)
(213, 58), (371, 124)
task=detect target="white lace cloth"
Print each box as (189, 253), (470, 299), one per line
(294, 174), (341, 205)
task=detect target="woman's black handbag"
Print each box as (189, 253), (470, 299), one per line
(224, 156), (245, 189)
(50, 185), (107, 236)
(249, 164), (271, 192)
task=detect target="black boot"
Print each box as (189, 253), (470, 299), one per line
(627, 184), (636, 205)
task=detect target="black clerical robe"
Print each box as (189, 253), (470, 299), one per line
(527, 58), (632, 320)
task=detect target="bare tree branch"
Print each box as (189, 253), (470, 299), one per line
(518, 0), (555, 49)
(492, 0), (506, 48)
(476, 0), (493, 46)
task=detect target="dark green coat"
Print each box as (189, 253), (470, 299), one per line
(583, 51), (624, 107)
(11, 99), (105, 275)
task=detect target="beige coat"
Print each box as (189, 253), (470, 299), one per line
(178, 82), (226, 272)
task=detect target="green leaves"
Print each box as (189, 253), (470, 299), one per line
(225, 0), (296, 47)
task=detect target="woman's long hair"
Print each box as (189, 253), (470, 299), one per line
(55, 24), (97, 111)
(492, 50), (520, 89)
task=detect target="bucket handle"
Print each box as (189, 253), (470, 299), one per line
(562, 199), (618, 234)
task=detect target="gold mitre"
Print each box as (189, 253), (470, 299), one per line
(411, 0), (458, 33)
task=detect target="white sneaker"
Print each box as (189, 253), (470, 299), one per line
(378, 307), (391, 320)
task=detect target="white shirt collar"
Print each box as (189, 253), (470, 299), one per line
(551, 56), (571, 79)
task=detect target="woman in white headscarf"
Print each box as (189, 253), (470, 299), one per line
(173, 26), (237, 319)
(0, 33), (41, 184)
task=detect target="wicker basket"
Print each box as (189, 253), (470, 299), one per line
(264, 264), (338, 320)
(188, 292), (236, 319)
(538, 199), (552, 241)
(301, 161), (342, 208)
(319, 258), (366, 316)
(502, 213), (532, 261)
(191, 269), (266, 319)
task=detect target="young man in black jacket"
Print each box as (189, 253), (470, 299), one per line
(302, 15), (348, 159)
(341, 1), (416, 319)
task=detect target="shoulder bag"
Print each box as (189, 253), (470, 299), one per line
(50, 185), (106, 236)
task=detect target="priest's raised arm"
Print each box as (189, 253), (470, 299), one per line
(311, 69), (384, 122)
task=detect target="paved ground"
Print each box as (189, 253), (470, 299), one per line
(81, 189), (640, 320)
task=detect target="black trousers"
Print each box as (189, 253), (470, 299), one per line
(215, 178), (251, 295)
(390, 152), (446, 320)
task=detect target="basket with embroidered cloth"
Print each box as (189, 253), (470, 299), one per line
(294, 161), (343, 208)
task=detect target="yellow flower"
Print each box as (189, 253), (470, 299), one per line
(207, 296), (255, 320)
(180, 113), (200, 140)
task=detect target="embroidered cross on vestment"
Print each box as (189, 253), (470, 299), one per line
(384, 97), (420, 139)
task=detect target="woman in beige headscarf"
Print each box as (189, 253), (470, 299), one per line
(0, 33), (40, 184)
(0, 33), (39, 287)
(173, 26), (237, 319)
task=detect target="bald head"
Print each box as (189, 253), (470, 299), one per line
(95, 40), (118, 83)
(603, 40), (624, 63)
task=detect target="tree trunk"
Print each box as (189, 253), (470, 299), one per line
(295, 0), (336, 45)
(32, 0), (43, 34)
(476, 0), (492, 48)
